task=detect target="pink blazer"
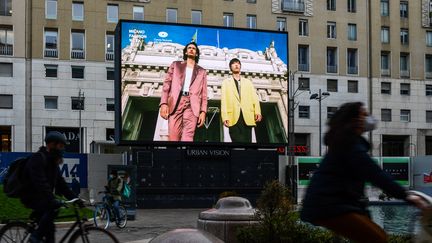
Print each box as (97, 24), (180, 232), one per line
(160, 61), (208, 117)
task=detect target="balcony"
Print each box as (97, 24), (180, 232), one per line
(327, 65), (338, 73)
(400, 70), (410, 78)
(106, 52), (114, 61)
(426, 72), (432, 79)
(381, 69), (390, 76)
(347, 66), (358, 75)
(298, 63), (309, 72)
(71, 50), (85, 59)
(282, 0), (305, 12)
(44, 48), (58, 58)
(0, 45), (13, 56)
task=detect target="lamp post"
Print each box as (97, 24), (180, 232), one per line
(310, 89), (330, 156)
(78, 89), (84, 153)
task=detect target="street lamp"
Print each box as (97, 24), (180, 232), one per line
(310, 89), (330, 156)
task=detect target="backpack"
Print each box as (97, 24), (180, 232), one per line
(3, 152), (45, 198)
(121, 182), (131, 199)
(3, 157), (30, 198)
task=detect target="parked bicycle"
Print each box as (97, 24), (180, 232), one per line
(0, 198), (119, 243)
(93, 191), (127, 229)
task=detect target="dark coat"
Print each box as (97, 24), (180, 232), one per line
(20, 147), (76, 208)
(300, 137), (407, 223)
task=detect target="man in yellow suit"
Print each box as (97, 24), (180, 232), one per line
(221, 58), (262, 143)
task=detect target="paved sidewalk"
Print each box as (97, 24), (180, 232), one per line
(56, 208), (205, 242)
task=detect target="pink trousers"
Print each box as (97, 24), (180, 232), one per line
(168, 96), (198, 142)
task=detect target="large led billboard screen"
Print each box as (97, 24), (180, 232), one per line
(115, 20), (288, 146)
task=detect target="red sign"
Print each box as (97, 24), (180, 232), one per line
(277, 146), (309, 155)
(424, 173), (432, 183)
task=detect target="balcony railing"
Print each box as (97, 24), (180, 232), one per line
(298, 63), (309, 72)
(347, 66), (358, 75)
(44, 48), (58, 58)
(400, 70), (410, 78)
(327, 65), (338, 73)
(381, 69), (390, 76)
(71, 50), (85, 59)
(282, 1), (305, 12)
(426, 72), (432, 79)
(106, 52), (114, 61)
(0, 45), (13, 56)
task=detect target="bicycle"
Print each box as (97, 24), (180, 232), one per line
(0, 198), (119, 243)
(93, 192), (127, 230)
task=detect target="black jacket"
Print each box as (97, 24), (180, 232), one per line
(20, 147), (76, 208)
(300, 136), (407, 223)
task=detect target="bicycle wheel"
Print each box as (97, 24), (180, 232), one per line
(68, 226), (119, 243)
(0, 221), (31, 243)
(115, 206), (127, 229)
(93, 205), (110, 229)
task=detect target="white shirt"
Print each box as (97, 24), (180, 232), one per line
(183, 67), (194, 92)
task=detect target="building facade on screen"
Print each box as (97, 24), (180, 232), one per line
(1, 0), (432, 156)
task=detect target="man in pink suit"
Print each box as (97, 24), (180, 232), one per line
(159, 42), (208, 142)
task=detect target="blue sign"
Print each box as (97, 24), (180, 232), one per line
(0, 152), (88, 188)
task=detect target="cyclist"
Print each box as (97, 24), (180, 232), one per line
(106, 170), (123, 224)
(300, 102), (428, 242)
(20, 131), (81, 243)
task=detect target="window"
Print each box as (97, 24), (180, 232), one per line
(298, 45), (309, 72)
(106, 67), (114, 80)
(191, 10), (202, 24)
(44, 96), (58, 109)
(381, 51), (390, 76)
(298, 77), (310, 90)
(247, 0), (257, 3)
(107, 4), (118, 23)
(72, 2), (84, 21)
(71, 31), (85, 59)
(400, 110), (410, 122)
(400, 2), (408, 18)
(381, 82), (391, 94)
(46, 0), (57, 19)
(0, 95), (12, 109)
(133, 6), (144, 20)
(281, 0), (305, 12)
(347, 24), (357, 41)
(71, 66), (84, 79)
(327, 79), (338, 92)
(277, 17), (286, 31)
(0, 62), (12, 77)
(106, 98), (115, 111)
(381, 0), (389, 16)
(247, 15), (257, 29)
(106, 128), (115, 141)
(166, 8), (177, 23)
(347, 48), (358, 74)
(427, 85), (432, 96)
(327, 107), (338, 119)
(44, 64), (58, 78)
(0, 26), (13, 56)
(106, 33), (114, 61)
(223, 13), (234, 27)
(400, 29), (409, 45)
(400, 53), (409, 77)
(381, 27), (389, 43)
(427, 31), (432, 47)
(327, 47), (338, 73)
(400, 83), (410, 95)
(427, 111), (432, 123)
(71, 97), (84, 110)
(0, 0), (11, 16)
(299, 106), (310, 119)
(327, 0), (336, 11)
(381, 109), (392, 122)
(347, 0), (356, 12)
(299, 19), (308, 36)
(44, 29), (58, 58)
(348, 80), (358, 93)
(327, 22), (336, 39)
(426, 55), (432, 78)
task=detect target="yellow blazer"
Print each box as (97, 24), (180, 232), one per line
(221, 77), (261, 127)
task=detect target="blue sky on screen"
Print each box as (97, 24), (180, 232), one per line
(120, 22), (288, 64)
